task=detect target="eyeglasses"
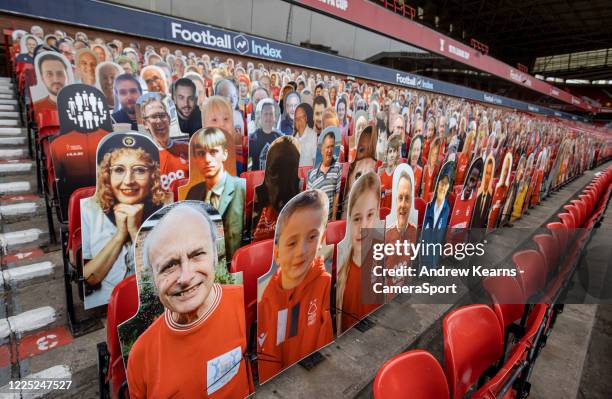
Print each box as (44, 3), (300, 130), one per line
(109, 165), (150, 180)
(145, 112), (169, 122)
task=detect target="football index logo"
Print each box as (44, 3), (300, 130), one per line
(233, 35), (250, 55)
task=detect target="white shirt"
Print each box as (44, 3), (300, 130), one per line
(80, 196), (133, 309)
(296, 126), (317, 167)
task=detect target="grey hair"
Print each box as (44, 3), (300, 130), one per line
(141, 203), (218, 283)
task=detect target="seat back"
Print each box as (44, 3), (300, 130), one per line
(373, 350), (450, 399)
(533, 234), (559, 275)
(170, 178), (189, 201)
(107, 275), (139, 399)
(67, 186), (96, 264)
(298, 165), (312, 190)
(443, 305), (504, 399)
(379, 206), (391, 220)
(483, 275), (525, 304)
(240, 170), (265, 231)
(546, 222), (567, 256)
(512, 250), (547, 298)
(230, 239), (274, 326)
(414, 197), (426, 228)
(326, 220), (346, 246)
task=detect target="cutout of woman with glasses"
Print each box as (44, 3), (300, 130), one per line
(80, 132), (171, 308)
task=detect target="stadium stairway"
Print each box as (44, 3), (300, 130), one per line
(0, 75), (102, 398)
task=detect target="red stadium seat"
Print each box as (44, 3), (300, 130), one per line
(546, 222), (568, 255)
(326, 220), (346, 246)
(471, 341), (529, 399)
(373, 350), (449, 399)
(533, 234), (559, 275)
(379, 206), (391, 219)
(299, 165), (312, 190)
(240, 170), (265, 230)
(106, 275), (139, 399)
(414, 197), (426, 228)
(512, 250), (547, 299)
(483, 275), (525, 304)
(443, 304), (504, 399)
(169, 177), (189, 201)
(67, 186), (96, 267)
(230, 239), (274, 335)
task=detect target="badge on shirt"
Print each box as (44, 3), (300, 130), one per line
(206, 346), (242, 395)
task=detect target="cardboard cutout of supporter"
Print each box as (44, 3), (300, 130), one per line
(383, 164), (418, 297)
(375, 111), (388, 162)
(501, 154), (526, 226)
(447, 157), (483, 244)
(511, 152), (534, 221)
(251, 136), (301, 242)
(136, 70), (184, 138)
(349, 110), (368, 162)
(136, 94), (190, 191)
(31, 51), (74, 113)
(524, 149), (544, 210)
(75, 48), (98, 86)
(307, 126), (342, 220)
(294, 103), (317, 168)
(51, 84), (112, 222)
(420, 160), (455, 269)
(408, 134), (424, 196)
(12, 29), (27, 43)
(118, 201), (252, 399)
(80, 132), (172, 309)
(529, 148), (547, 207)
(420, 137), (442, 203)
(16, 34), (42, 64)
(91, 43), (111, 62)
(379, 133), (403, 210)
(487, 152), (513, 230)
(178, 127), (245, 260)
(248, 98), (282, 172)
(336, 171), (384, 335)
(470, 154), (495, 229)
(256, 190), (334, 383)
(342, 125), (378, 219)
(95, 61), (123, 110)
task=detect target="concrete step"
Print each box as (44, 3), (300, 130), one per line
(0, 148), (28, 160)
(0, 136), (27, 146)
(0, 227), (47, 254)
(0, 307), (59, 342)
(0, 180), (34, 195)
(0, 127), (26, 136)
(0, 119), (19, 126)
(0, 111), (19, 118)
(0, 99), (17, 105)
(0, 104), (17, 111)
(0, 94), (15, 100)
(0, 161), (33, 176)
(1, 200), (45, 223)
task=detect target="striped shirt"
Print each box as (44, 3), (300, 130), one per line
(307, 161), (342, 218)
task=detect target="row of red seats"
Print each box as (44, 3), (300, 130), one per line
(373, 166), (612, 398)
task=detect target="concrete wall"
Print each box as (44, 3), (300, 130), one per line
(106, 0), (426, 60)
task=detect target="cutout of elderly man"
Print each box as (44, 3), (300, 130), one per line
(185, 128), (245, 259)
(127, 204), (252, 398)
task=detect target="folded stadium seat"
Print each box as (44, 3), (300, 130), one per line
(326, 219), (346, 278)
(373, 350), (450, 399)
(443, 304), (505, 399)
(532, 234), (560, 277)
(546, 222), (568, 254)
(379, 206), (391, 220)
(471, 341), (529, 399)
(339, 162), (350, 196)
(66, 186), (96, 268)
(240, 170), (265, 235)
(569, 200), (586, 227)
(453, 184), (462, 196)
(483, 275), (525, 305)
(169, 177), (189, 201)
(105, 275), (139, 399)
(512, 250), (547, 300)
(230, 239), (274, 339)
(414, 197), (426, 228)
(298, 165), (312, 190)
(563, 204), (582, 228)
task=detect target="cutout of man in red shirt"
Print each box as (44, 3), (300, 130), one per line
(257, 189), (334, 383)
(127, 204), (252, 398)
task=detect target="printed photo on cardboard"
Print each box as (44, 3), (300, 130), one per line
(256, 189), (334, 383)
(379, 134), (404, 210)
(294, 103), (317, 168)
(172, 77), (203, 136)
(336, 171), (384, 335)
(248, 98), (282, 172)
(447, 157), (483, 244)
(345, 125), (378, 208)
(487, 152), (513, 230)
(420, 137), (442, 202)
(511, 152), (534, 221)
(350, 110), (368, 161)
(178, 127), (245, 260)
(95, 61), (123, 110)
(118, 201), (251, 398)
(80, 132), (172, 309)
(51, 84), (112, 222)
(31, 51), (74, 112)
(252, 136), (301, 242)
(501, 154), (526, 226)
(384, 164), (418, 297)
(470, 154), (495, 229)
(306, 126), (342, 221)
(75, 48), (98, 86)
(16, 34), (42, 64)
(420, 160), (456, 269)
